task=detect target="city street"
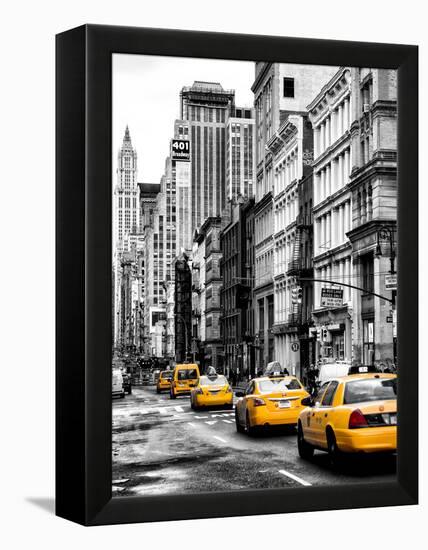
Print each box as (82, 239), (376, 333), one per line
(112, 386), (396, 496)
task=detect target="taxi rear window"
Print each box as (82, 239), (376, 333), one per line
(177, 369), (198, 380)
(199, 375), (227, 386)
(344, 378), (397, 404)
(258, 378), (301, 392)
(160, 371), (172, 379)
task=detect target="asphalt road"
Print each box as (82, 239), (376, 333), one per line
(112, 386), (396, 496)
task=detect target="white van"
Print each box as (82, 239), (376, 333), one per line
(112, 369), (125, 398)
(317, 361), (351, 385)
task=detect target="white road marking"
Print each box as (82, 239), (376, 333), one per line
(187, 422), (196, 427)
(213, 436), (227, 443)
(205, 421), (218, 425)
(158, 408), (169, 415)
(222, 419), (233, 424)
(174, 406), (184, 412)
(278, 469), (312, 487)
(194, 415), (209, 419)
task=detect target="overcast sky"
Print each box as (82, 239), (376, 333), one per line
(113, 54), (255, 184)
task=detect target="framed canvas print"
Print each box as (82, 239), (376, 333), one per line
(56, 24), (418, 526)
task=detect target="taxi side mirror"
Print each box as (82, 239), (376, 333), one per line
(301, 396), (314, 407)
(235, 390), (245, 398)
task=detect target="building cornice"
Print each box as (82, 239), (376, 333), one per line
(251, 62), (273, 94)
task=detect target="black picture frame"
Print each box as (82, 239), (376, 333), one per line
(56, 24), (418, 526)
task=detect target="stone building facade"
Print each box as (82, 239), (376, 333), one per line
(347, 68), (397, 369)
(308, 67), (354, 363)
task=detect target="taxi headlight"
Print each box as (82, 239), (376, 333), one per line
(225, 385), (232, 393)
(195, 388), (203, 395)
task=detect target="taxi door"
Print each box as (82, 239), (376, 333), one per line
(237, 381), (255, 425)
(311, 381), (339, 448)
(303, 382), (330, 446)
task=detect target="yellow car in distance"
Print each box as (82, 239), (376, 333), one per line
(297, 373), (397, 466)
(235, 375), (309, 435)
(190, 374), (233, 410)
(156, 370), (173, 394)
(170, 363), (200, 399)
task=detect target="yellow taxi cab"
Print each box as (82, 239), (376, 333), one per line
(156, 370), (173, 394)
(170, 363), (200, 399)
(297, 372), (397, 466)
(190, 373), (233, 410)
(235, 374), (309, 435)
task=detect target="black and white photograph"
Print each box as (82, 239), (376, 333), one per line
(111, 55), (399, 496)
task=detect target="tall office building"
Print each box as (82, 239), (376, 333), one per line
(225, 107), (256, 201)
(180, 81), (235, 231)
(113, 126), (140, 347)
(113, 126), (140, 250)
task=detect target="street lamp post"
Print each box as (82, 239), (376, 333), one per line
(375, 225), (397, 366)
(375, 226), (396, 275)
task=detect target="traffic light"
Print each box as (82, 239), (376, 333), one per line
(236, 284), (251, 309)
(322, 328), (328, 340)
(291, 286), (302, 304)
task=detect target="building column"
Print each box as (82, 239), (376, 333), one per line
(338, 154), (343, 189)
(331, 159), (336, 195)
(337, 104), (343, 137)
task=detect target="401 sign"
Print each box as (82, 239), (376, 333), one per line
(171, 139), (190, 161)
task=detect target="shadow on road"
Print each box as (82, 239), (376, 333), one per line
(306, 452), (397, 477)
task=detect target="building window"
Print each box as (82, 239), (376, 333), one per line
(283, 77), (295, 98)
(361, 253), (374, 294)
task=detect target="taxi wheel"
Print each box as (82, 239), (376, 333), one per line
(235, 409), (244, 433)
(245, 412), (257, 436)
(297, 422), (314, 460)
(326, 429), (344, 469)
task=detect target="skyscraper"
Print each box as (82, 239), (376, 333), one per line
(180, 81), (235, 231)
(225, 107), (255, 201)
(113, 126), (140, 251)
(113, 126), (140, 347)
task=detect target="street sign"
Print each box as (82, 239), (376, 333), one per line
(320, 287), (343, 308)
(171, 139), (190, 161)
(291, 342), (299, 352)
(385, 274), (397, 291)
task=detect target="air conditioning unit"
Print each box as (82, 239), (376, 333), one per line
(363, 103), (370, 113)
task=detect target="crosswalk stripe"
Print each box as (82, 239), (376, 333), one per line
(222, 419), (233, 424)
(174, 406), (184, 412)
(278, 469), (312, 486)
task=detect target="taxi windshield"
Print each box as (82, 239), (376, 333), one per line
(177, 369), (198, 380)
(199, 375), (228, 386)
(344, 378), (397, 404)
(258, 378), (301, 393)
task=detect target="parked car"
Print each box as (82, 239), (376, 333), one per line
(112, 369), (125, 399)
